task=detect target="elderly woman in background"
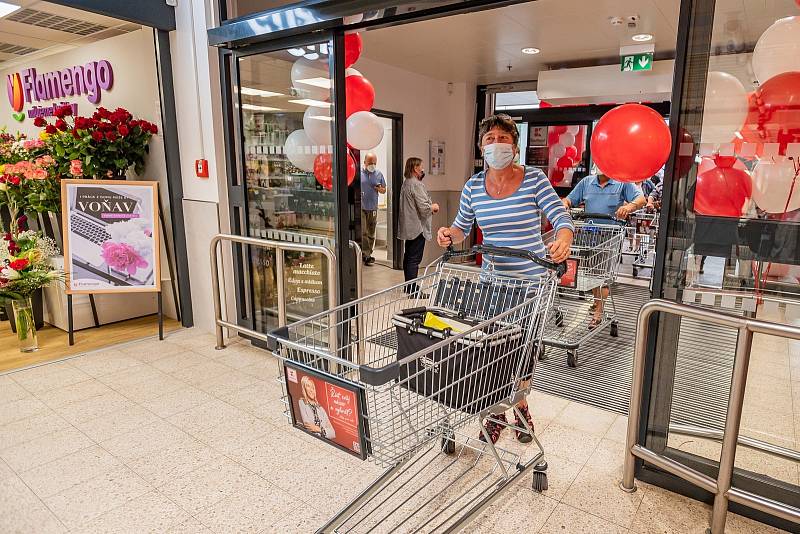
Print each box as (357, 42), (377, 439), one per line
(398, 157), (439, 291)
(437, 113), (573, 444)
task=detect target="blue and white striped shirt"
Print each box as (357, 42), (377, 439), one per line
(453, 167), (574, 276)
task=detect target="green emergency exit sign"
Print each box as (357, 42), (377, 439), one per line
(621, 52), (653, 72)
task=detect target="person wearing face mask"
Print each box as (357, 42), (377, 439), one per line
(436, 114), (574, 445)
(398, 157), (439, 290)
(360, 152), (387, 266)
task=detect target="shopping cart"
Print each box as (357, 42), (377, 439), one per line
(268, 245), (564, 533)
(541, 212), (625, 367)
(629, 210), (659, 279)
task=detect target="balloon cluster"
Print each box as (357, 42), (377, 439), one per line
(283, 33), (384, 191)
(697, 15), (800, 216)
(547, 124), (584, 185)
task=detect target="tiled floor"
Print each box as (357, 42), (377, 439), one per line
(0, 328), (790, 533)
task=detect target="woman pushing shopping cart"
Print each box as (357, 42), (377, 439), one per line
(269, 245), (565, 533)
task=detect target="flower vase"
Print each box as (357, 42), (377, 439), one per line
(12, 297), (38, 352)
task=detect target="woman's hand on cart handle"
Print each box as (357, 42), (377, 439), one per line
(437, 227), (453, 247)
(547, 236), (571, 264)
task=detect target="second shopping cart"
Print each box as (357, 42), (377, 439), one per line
(541, 212), (625, 367)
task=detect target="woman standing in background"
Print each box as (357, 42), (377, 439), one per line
(398, 157), (439, 291)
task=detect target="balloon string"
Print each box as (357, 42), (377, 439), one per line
(758, 158), (800, 303)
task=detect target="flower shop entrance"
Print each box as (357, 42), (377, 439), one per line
(0, 1), (189, 371)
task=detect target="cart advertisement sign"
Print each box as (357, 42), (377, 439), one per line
(61, 180), (160, 294)
(284, 362), (368, 459)
(559, 258), (580, 288)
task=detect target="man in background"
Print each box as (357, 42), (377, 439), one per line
(360, 152), (386, 266)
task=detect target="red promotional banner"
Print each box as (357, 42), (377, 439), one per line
(559, 258), (580, 289)
(284, 363), (367, 459)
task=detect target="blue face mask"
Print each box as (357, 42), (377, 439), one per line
(483, 143), (515, 170)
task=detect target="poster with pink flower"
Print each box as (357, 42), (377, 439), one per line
(61, 180), (160, 294)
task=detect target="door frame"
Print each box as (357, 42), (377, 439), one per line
(372, 109), (404, 270)
(218, 29), (357, 334)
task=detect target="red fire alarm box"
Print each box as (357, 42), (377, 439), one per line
(195, 159), (209, 178)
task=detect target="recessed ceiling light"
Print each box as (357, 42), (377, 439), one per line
(632, 33), (653, 42)
(240, 87), (284, 98)
(241, 103), (281, 112)
(0, 2), (20, 18)
(288, 99), (332, 108)
(521, 47), (541, 55)
(295, 77), (331, 89)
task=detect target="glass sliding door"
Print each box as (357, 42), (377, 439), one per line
(234, 41), (341, 333)
(642, 0), (800, 528)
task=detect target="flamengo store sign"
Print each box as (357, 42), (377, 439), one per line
(6, 60), (114, 121)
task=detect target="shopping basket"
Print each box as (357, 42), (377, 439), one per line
(268, 244), (564, 533)
(541, 212), (625, 367)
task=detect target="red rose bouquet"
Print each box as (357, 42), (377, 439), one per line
(35, 105), (158, 179)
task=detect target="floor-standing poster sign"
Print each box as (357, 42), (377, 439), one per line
(61, 180), (162, 343)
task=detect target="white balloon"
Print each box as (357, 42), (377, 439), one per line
(566, 125), (580, 135)
(346, 111), (384, 150)
(550, 144), (566, 159)
(283, 129), (316, 172)
(752, 16), (800, 84)
(290, 58), (330, 100)
(559, 132), (576, 147)
(346, 68), (362, 78)
(701, 71), (749, 145)
(303, 106), (332, 146)
(751, 158), (800, 213)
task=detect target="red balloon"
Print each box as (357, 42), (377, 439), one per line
(695, 166), (751, 217)
(550, 168), (564, 183)
(553, 125), (567, 135)
(753, 72), (800, 154)
(713, 155), (737, 168)
(313, 152), (356, 191)
(565, 145), (578, 160)
(556, 156), (574, 169)
(314, 154), (333, 190)
(591, 104), (672, 183)
(344, 33), (362, 69)
(345, 75), (375, 117)
(547, 131), (560, 145)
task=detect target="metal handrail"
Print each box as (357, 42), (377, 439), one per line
(622, 299), (800, 533)
(669, 423), (800, 463)
(211, 234), (363, 351)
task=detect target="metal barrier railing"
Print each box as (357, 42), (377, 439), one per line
(210, 234), (362, 350)
(669, 423), (800, 464)
(622, 299), (800, 533)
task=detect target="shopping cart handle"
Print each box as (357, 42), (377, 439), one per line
(572, 211), (625, 222)
(265, 326), (289, 352)
(442, 244), (473, 262)
(474, 245), (567, 277)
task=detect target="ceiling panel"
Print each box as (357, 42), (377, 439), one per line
(0, 1), (142, 69)
(361, 0), (682, 84)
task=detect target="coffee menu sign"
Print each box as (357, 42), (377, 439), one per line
(61, 179), (160, 294)
(7, 60), (113, 122)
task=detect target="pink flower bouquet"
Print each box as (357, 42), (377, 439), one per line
(100, 241), (149, 276)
